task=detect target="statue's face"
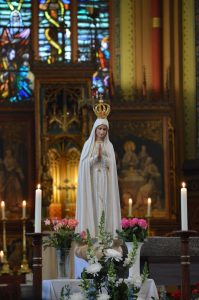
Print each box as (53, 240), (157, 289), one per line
(95, 124), (107, 140)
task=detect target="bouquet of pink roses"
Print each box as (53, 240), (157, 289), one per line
(43, 218), (79, 250)
(116, 217), (148, 242)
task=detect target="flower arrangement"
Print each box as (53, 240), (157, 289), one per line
(43, 218), (79, 250)
(60, 212), (149, 300)
(116, 217), (148, 243)
(168, 283), (199, 300)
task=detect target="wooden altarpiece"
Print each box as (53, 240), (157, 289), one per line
(109, 102), (178, 236)
(33, 64), (96, 219)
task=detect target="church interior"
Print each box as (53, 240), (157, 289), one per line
(0, 0), (199, 299)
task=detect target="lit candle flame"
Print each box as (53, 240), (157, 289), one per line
(182, 182), (186, 188)
(148, 197), (152, 204)
(37, 184), (41, 189)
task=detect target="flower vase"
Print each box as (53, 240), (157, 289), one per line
(125, 241), (143, 278)
(56, 248), (70, 278)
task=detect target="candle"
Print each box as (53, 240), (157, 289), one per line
(128, 198), (132, 216)
(35, 184), (42, 233)
(181, 182), (188, 231)
(147, 198), (152, 217)
(22, 200), (26, 219)
(1, 201), (5, 219)
(0, 250), (4, 263)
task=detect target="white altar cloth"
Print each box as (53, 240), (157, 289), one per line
(42, 278), (159, 300)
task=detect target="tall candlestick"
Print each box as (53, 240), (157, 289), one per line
(181, 182), (188, 231)
(1, 201), (5, 219)
(22, 200), (26, 219)
(147, 198), (152, 217)
(128, 198), (132, 216)
(35, 184), (42, 233)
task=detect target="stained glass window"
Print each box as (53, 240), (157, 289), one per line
(77, 0), (110, 97)
(0, 1), (110, 103)
(0, 0), (33, 103)
(38, 0), (71, 63)
(38, 0), (110, 97)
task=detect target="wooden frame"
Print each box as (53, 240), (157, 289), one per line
(0, 111), (35, 220)
(110, 108), (176, 220)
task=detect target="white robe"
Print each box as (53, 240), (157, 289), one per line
(75, 118), (121, 237)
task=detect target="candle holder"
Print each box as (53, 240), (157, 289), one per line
(19, 218), (31, 274)
(0, 219), (12, 275)
(26, 232), (48, 300)
(172, 230), (197, 300)
(146, 215), (151, 236)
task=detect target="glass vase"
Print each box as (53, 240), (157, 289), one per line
(125, 241), (143, 278)
(56, 248), (70, 278)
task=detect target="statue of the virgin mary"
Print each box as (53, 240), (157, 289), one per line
(75, 99), (121, 237)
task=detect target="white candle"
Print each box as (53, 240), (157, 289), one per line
(35, 184), (42, 233)
(181, 182), (188, 231)
(22, 200), (26, 219)
(147, 198), (152, 217)
(128, 198), (132, 216)
(1, 201), (5, 219)
(0, 250), (4, 263)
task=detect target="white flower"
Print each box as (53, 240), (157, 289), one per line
(86, 262), (102, 275)
(70, 292), (84, 300)
(123, 257), (131, 266)
(125, 275), (142, 288)
(97, 293), (110, 300)
(132, 275), (142, 288)
(105, 248), (123, 262)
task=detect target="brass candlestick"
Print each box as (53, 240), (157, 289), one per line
(19, 218), (31, 274)
(1, 219), (11, 274)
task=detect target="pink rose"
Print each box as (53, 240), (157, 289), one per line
(121, 218), (130, 228)
(129, 218), (139, 227)
(44, 219), (51, 226)
(138, 219), (148, 229)
(52, 218), (59, 226)
(68, 219), (79, 229)
(61, 219), (68, 226)
(80, 230), (87, 239)
(54, 222), (62, 231)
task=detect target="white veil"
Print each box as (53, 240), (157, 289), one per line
(75, 118), (121, 237)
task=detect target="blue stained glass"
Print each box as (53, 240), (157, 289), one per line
(77, 0), (110, 98)
(0, 0), (33, 103)
(38, 0), (71, 62)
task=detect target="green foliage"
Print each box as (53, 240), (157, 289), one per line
(43, 228), (75, 250)
(60, 284), (70, 300)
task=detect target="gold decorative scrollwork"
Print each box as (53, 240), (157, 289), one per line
(42, 0), (66, 60)
(6, 0), (23, 11)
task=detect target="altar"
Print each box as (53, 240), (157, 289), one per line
(42, 278), (159, 300)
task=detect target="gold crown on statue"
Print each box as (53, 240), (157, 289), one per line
(93, 95), (110, 119)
